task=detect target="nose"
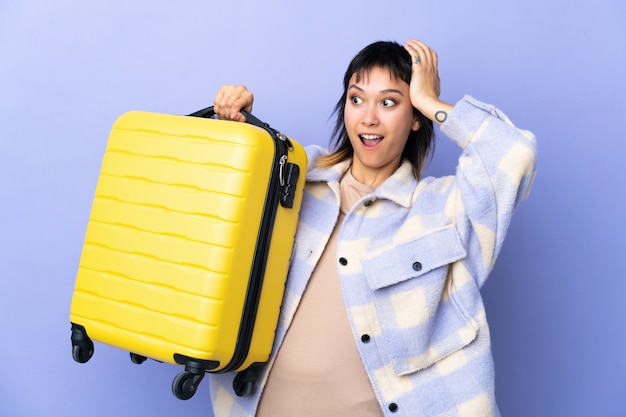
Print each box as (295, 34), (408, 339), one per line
(361, 104), (379, 127)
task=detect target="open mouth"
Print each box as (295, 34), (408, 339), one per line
(359, 134), (383, 148)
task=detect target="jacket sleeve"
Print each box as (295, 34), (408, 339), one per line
(440, 95), (537, 287)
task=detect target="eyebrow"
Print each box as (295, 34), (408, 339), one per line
(348, 85), (405, 96)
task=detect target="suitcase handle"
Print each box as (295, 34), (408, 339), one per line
(188, 106), (293, 150)
(188, 106), (268, 130)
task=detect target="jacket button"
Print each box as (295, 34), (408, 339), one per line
(339, 257), (348, 266)
(361, 334), (370, 343)
(389, 403), (398, 412)
(412, 261), (422, 271)
(364, 199), (374, 207)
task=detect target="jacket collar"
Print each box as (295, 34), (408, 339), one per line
(306, 158), (417, 209)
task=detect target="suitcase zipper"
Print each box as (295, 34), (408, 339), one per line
(188, 107), (298, 376)
(220, 126), (290, 373)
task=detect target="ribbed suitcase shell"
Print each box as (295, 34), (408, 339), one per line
(69, 111), (306, 377)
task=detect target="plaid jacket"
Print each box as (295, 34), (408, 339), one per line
(208, 95), (537, 417)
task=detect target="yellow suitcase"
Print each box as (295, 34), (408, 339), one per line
(69, 107), (307, 399)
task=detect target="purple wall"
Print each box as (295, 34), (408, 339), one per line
(1, 0), (625, 415)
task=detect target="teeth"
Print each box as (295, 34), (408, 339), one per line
(360, 134), (382, 140)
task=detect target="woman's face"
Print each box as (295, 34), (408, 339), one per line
(343, 66), (419, 186)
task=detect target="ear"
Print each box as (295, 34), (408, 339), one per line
(411, 115), (421, 132)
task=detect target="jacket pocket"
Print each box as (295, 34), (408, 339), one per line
(362, 225), (478, 375)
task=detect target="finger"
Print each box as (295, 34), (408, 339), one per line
(226, 95), (253, 122)
(404, 41), (422, 66)
(222, 87), (241, 119)
(406, 43), (430, 69)
(406, 40), (435, 68)
(214, 85), (233, 119)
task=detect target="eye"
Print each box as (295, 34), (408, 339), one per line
(350, 95), (363, 105)
(381, 98), (396, 107)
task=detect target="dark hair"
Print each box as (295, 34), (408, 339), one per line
(317, 41), (435, 179)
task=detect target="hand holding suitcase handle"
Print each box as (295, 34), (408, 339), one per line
(189, 106), (294, 150)
(188, 106), (268, 131)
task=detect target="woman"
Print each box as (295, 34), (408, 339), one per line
(209, 39), (537, 417)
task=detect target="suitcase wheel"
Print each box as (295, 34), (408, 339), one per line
(232, 363), (264, 397)
(70, 323), (94, 363)
(234, 381), (254, 397)
(72, 344), (93, 363)
(172, 370), (205, 400)
(130, 353), (147, 364)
